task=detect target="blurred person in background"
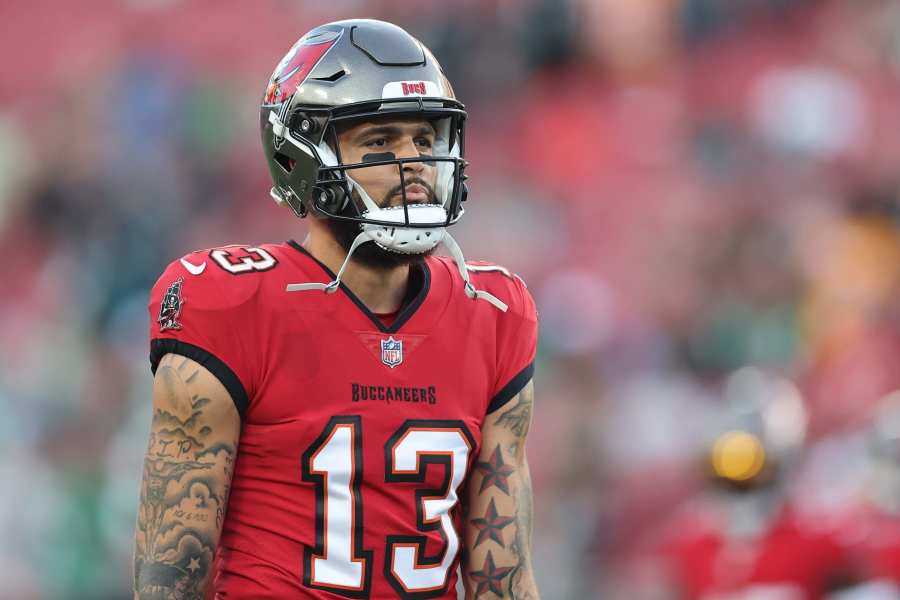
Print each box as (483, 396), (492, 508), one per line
(648, 368), (858, 600)
(132, 18), (540, 600)
(836, 391), (900, 597)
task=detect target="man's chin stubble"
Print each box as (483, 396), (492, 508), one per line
(324, 215), (430, 271)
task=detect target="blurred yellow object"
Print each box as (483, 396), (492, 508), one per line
(712, 430), (766, 481)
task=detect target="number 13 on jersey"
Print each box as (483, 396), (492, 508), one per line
(301, 416), (475, 598)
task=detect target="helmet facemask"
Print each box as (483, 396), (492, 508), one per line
(270, 100), (467, 231)
(315, 110), (466, 258)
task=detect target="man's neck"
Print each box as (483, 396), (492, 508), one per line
(302, 233), (410, 315)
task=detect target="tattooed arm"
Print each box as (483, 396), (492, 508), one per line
(463, 380), (540, 599)
(133, 353), (241, 600)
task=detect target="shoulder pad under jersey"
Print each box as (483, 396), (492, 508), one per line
(146, 243), (282, 418)
(441, 258), (538, 413)
(166, 244), (285, 306)
(463, 260), (535, 320)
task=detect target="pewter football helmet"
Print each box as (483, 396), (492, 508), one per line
(260, 19), (467, 253)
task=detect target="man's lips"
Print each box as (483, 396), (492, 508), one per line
(394, 184), (430, 202)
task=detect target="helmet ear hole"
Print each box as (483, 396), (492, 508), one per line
(315, 187), (334, 210)
(274, 152), (294, 173)
(313, 183), (348, 214)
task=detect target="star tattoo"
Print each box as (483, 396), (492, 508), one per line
(471, 498), (515, 548)
(476, 445), (514, 495)
(187, 557), (201, 573)
(469, 550), (514, 597)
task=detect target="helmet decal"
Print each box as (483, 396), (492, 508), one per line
(264, 30), (343, 104)
(381, 80), (443, 98)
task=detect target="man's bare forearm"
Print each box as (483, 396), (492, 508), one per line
(465, 382), (541, 599)
(507, 464), (539, 599)
(133, 354), (238, 599)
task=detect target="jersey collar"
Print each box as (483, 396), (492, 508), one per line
(286, 240), (432, 334)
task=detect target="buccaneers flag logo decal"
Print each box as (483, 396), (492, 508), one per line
(264, 29), (342, 104)
(158, 277), (184, 332)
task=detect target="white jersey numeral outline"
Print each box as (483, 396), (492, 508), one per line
(210, 246), (277, 274)
(300, 418), (474, 599)
(302, 417), (369, 594)
(385, 424), (472, 595)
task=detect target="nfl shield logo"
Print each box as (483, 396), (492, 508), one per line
(380, 337), (403, 368)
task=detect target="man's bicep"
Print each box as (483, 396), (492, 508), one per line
(462, 380), (540, 599)
(133, 353), (241, 599)
(149, 352), (241, 445)
(489, 378), (534, 458)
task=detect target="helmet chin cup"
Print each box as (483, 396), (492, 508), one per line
(361, 204), (447, 254)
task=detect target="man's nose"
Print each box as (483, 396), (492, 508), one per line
(397, 137), (426, 174)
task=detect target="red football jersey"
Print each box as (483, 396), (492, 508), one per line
(147, 241), (538, 599)
(848, 502), (900, 586)
(660, 501), (853, 600)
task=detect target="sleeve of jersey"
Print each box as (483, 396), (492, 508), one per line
(147, 259), (254, 419)
(487, 276), (539, 414)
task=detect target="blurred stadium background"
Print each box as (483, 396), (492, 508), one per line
(4, 0), (900, 598)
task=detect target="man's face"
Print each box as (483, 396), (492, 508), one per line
(321, 116), (442, 270)
(336, 116), (439, 208)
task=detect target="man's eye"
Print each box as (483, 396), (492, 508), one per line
(416, 137), (434, 148)
(366, 138), (387, 148)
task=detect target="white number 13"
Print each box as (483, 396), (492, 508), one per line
(301, 417), (474, 598)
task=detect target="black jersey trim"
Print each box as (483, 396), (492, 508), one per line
(150, 338), (249, 418)
(487, 361), (534, 414)
(286, 240), (431, 334)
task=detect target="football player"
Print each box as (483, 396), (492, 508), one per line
(654, 368), (855, 599)
(132, 19), (540, 600)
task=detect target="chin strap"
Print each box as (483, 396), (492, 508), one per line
(286, 231), (373, 294)
(440, 234), (508, 312)
(285, 231), (508, 312)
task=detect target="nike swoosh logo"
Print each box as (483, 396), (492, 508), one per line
(180, 258), (207, 275)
